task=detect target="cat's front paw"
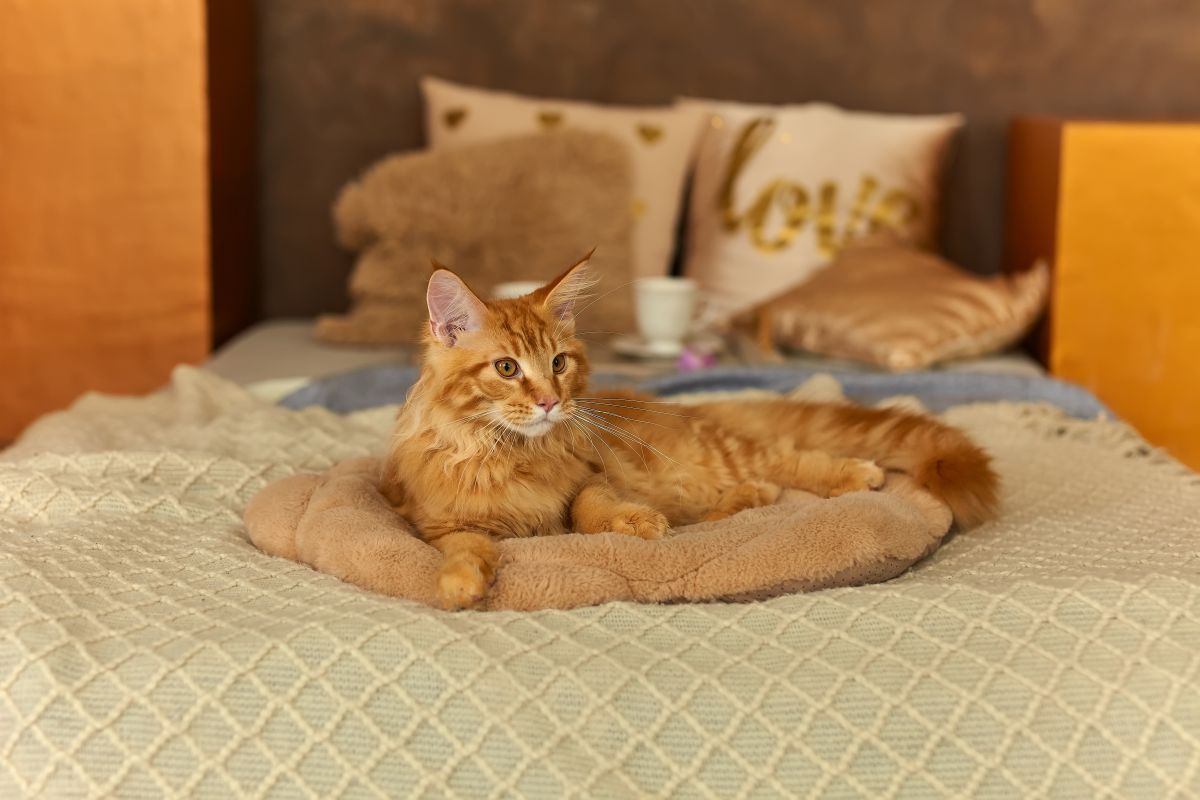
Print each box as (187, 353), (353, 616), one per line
(437, 558), (494, 610)
(827, 459), (886, 497)
(608, 506), (669, 540)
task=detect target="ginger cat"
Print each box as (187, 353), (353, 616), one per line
(381, 254), (998, 609)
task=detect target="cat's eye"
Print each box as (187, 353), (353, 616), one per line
(494, 359), (519, 378)
(551, 353), (567, 373)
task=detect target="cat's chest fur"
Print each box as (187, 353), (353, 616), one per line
(396, 432), (592, 539)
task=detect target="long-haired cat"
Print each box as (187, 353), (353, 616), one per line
(381, 254), (999, 609)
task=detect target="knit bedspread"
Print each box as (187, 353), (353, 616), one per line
(1, 367), (1197, 798)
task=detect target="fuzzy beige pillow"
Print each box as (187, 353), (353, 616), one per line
(422, 76), (701, 279)
(681, 100), (962, 321)
(318, 130), (635, 345)
(754, 242), (1050, 371)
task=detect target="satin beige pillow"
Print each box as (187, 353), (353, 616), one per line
(422, 76), (701, 279)
(754, 242), (1050, 371)
(682, 100), (962, 320)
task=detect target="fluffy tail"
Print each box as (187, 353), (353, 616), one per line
(752, 401), (1000, 527)
(698, 399), (1001, 527)
(887, 421), (1000, 527)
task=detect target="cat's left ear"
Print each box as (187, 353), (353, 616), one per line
(537, 249), (597, 322)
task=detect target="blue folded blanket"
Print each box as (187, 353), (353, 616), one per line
(279, 365), (1109, 419)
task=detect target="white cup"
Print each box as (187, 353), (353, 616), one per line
(634, 277), (698, 355)
(492, 280), (544, 300)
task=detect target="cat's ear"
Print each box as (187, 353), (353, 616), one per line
(427, 265), (486, 346)
(537, 249), (598, 322)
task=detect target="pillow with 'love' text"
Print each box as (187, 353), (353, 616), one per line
(681, 100), (962, 320)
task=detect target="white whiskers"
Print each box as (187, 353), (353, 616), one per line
(566, 416), (614, 482)
(573, 408), (684, 470)
(580, 406), (674, 430)
(577, 398), (694, 418)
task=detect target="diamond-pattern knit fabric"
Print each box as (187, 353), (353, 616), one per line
(1, 367), (1197, 798)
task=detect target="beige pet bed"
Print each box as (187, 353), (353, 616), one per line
(245, 456), (953, 611)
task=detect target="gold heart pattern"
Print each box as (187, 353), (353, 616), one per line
(537, 110), (564, 130)
(637, 124), (663, 144)
(443, 107), (467, 129)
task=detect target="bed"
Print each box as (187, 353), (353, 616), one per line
(3, 359), (1198, 797)
(4, 315), (1199, 797)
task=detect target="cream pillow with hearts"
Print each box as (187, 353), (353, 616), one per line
(422, 76), (702, 279)
(681, 99), (962, 320)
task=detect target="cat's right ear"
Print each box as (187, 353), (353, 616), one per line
(427, 265), (486, 347)
(537, 249), (598, 323)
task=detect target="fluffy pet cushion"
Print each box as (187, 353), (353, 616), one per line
(754, 241), (1051, 371)
(318, 130), (635, 345)
(244, 457), (951, 612)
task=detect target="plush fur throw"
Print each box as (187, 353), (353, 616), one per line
(319, 130), (636, 345)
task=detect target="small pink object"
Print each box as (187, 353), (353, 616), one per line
(677, 347), (717, 372)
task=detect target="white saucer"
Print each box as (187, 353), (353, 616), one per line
(610, 333), (722, 360)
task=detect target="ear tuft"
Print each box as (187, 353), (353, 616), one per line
(427, 268), (486, 346)
(539, 249), (600, 322)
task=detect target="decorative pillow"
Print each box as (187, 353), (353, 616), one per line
(318, 130), (635, 345)
(751, 240), (1050, 371)
(421, 76), (701, 279)
(681, 100), (963, 320)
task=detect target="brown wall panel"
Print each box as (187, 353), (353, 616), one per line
(207, 0), (259, 347)
(1005, 117), (1065, 360)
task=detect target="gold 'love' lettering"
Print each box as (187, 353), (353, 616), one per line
(746, 180), (809, 251)
(716, 117), (923, 256)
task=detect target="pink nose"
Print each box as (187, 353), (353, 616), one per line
(536, 396), (560, 413)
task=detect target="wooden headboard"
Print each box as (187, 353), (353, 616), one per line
(253, 0), (1200, 318)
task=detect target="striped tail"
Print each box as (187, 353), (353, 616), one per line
(698, 399), (1001, 528)
(884, 420), (1000, 527)
(774, 402), (1001, 528)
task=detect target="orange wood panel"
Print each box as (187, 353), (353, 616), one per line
(1052, 123), (1200, 469)
(0, 0), (211, 440)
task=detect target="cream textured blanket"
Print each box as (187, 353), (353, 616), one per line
(1, 367), (1198, 798)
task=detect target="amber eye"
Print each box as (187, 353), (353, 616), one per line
(551, 353), (567, 374)
(495, 359), (519, 378)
